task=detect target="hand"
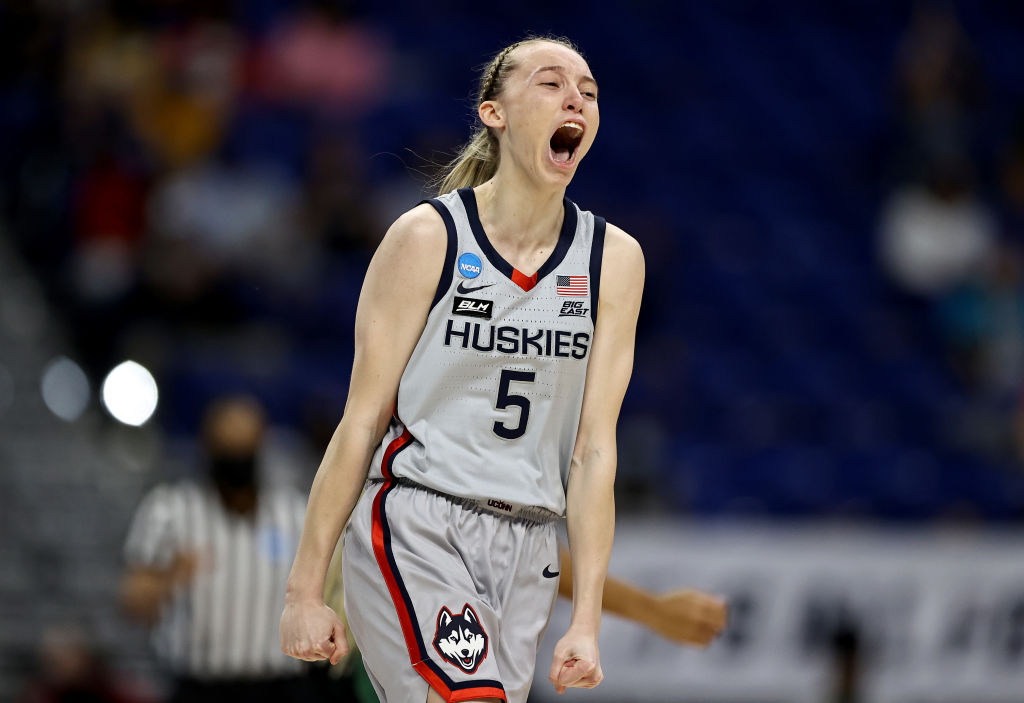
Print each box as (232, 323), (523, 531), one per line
(120, 551), (203, 624)
(650, 589), (727, 647)
(169, 551), (201, 586)
(549, 627), (602, 694)
(280, 599), (349, 664)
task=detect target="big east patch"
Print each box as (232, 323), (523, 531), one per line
(433, 604), (489, 673)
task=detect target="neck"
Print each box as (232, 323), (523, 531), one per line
(475, 168), (566, 251)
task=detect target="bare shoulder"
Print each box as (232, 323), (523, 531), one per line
(364, 203), (449, 298)
(377, 202), (448, 260)
(601, 222), (645, 290)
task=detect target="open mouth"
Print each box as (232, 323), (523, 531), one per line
(461, 657), (474, 668)
(549, 121), (584, 166)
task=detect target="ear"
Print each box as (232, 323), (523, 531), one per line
(438, 607), (453, 629)
(479, 100), (505, 130)
(462, 605), (478, 625)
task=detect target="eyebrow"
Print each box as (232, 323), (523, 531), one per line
(534, 65), (599, 91)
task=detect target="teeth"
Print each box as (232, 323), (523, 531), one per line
(560, 121), (584, 133)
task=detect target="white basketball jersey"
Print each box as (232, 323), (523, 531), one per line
(367, 187), (607, 516)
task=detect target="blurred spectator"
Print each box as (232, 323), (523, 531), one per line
(65, 140), (150, 372)
(63, 12), (160, 131)
(879, 158), (996, 297)
(999, 110), (1024, 240)
(71, 145), (148, 304)
(145, 145), (312, 290)
(256, 0), (391, 117)
(17, 625), (152, 703)
(120, 395), (311, 703)
(826, 622), (862, 703)
(130, 21), (240, 169)
(302, 130), (381, 257)
(938, 241), (1024, 395)
(892, 1), (982, 177)
(64, 9), (237, 171)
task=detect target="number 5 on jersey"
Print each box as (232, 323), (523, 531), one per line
(493, 369), (535, 440)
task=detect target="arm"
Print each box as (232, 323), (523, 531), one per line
(549, 225), (644, 693)
(280, 204), (447, 664)
(119, 485), (198, 626)
(557, 547), (727, 647)
(120, 553), (199, 625)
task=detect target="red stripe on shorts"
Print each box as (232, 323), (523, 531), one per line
(370, 428), (507, 702)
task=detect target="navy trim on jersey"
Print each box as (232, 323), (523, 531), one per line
(423, 199), (458, 312)
(589, 215), (607, 325)
(457, 188), (577, 288)
(374, 464), (506, 698)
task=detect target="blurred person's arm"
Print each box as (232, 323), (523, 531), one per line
(280, 204), (446, 665)
(120, 485), (197, 625)
(556, 547), (727, 647)
(550, 225), (644, 694)
(120, 552), (199, 625)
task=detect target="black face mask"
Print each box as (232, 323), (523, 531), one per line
(209, 454), (257, 490)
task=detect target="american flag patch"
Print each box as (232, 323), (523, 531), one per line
(556, 275), (588, 296)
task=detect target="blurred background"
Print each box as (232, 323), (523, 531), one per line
(2, 0), (1024, 701)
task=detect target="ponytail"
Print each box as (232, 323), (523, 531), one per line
(436, 128), (499, 194)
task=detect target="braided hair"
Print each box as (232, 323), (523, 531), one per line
(436, 36), (581, 195)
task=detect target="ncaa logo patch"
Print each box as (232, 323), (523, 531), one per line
(458, 252), (483, 279)
(433, 604), (489, 674)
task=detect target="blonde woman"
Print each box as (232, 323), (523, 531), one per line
(281, 37), (645, 703)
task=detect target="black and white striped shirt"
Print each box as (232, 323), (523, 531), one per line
(123, 480), (306, 679)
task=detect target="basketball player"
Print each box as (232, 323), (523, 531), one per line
(281, 36), (645, 703)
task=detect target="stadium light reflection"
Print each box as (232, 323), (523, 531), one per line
(101, 361), (159, 427)
(40, 356), (90, 422)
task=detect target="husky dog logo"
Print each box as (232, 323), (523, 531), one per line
(432, 604), (489, 674)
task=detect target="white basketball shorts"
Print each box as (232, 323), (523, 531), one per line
(342, 478), (560, 703)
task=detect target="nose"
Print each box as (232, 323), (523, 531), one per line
(563, 87), (584, 113)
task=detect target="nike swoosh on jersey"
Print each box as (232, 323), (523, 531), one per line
(457, 281), (496, 294)
(542, 565), (560, 578)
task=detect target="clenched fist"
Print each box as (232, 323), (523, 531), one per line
(280, 599), (349, 664)
(549, 627), (603, 694)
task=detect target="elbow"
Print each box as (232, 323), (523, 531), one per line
(337, 409), (393, 452)
(569, 441), (618, 490)
(571, 436), (616, 472)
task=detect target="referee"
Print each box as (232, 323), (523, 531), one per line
(120, 395), (313, 703)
